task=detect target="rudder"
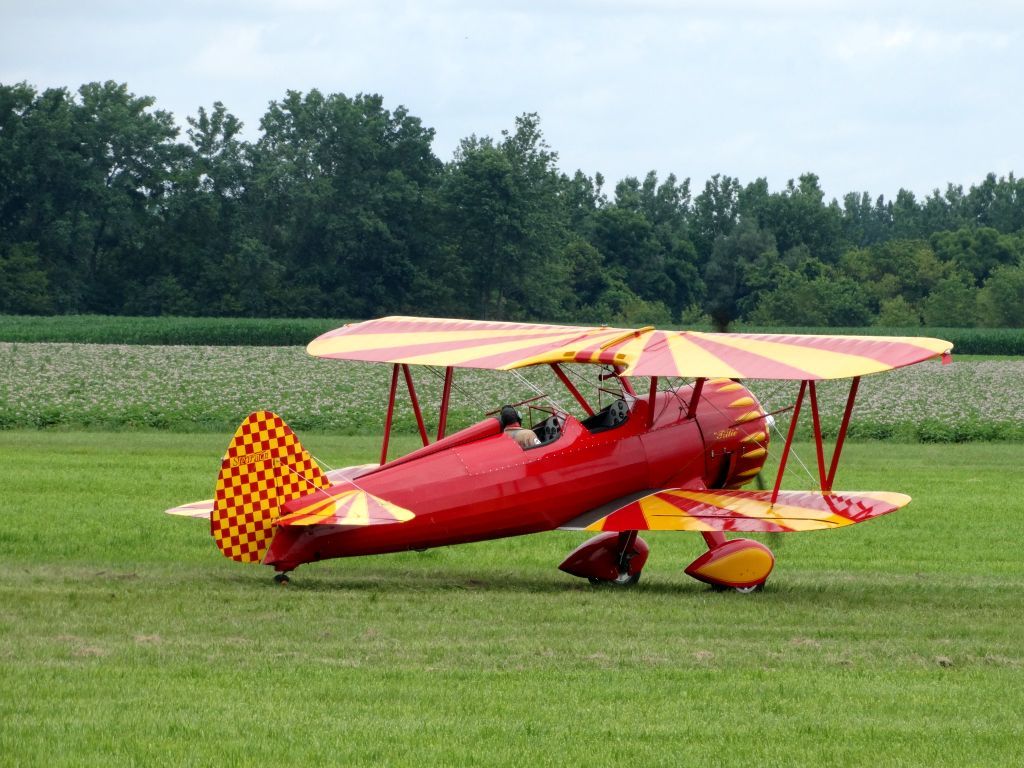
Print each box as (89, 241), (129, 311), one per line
(211, 411), (329, 563)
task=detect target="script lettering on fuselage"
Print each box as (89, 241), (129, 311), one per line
(713, 428), (739, 441)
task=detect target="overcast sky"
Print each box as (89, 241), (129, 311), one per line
(2, 1), (1021, 200)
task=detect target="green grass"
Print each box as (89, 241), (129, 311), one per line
(2, 432), (1023, 766)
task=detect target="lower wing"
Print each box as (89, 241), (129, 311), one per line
(561, 489), (910, 533)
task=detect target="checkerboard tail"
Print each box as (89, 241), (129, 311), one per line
(210, 411), (329, 564)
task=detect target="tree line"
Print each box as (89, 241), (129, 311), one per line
(2, 80), (1023, 328)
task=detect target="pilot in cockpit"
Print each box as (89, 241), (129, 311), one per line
(498, 405), (541, 449)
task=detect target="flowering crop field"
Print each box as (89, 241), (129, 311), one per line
(1, 342), (1022, 441)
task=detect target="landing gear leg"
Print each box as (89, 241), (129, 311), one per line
(589, 531), (643, 586)
(558, 531), (650, 585)
(614, 530), (640, 584)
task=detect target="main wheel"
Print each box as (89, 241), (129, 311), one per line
(588, 571), (640, 587)
(734, 582), (764, 594)
(711, 581), (764, 593)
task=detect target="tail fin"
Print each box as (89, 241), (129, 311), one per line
(211, 411), (329, 563)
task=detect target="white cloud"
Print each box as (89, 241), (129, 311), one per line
(831, 21), (1014, 62)
(189, 25), (270, 79)
(1, 0), (1021, 198)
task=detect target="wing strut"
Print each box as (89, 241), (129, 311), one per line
(549, 363), (595, 416)
(686, 377), (706, 419)
(771, 380), (806, 504)
(809, 381), (827, 489)
(613, 365), (636, 396)
(381, 363), (437, 464)
(826, 376), (860, 491)
(402, 364), (429, 448)
(380, 364), (401, 465)
(646, 376), (659, 429)
(771, 375), (862, 502)
(437, 366), (454, 440)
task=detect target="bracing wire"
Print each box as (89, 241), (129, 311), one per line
(655, 375), (820, 491)
(279, 453), (375, 502)
(422, 365), (481, 410)
(510, 367), (568, 418)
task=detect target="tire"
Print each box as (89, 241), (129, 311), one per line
(734, 582), (764, 594)
(588, 571), (641, 587)
(711, 581), (764, 593)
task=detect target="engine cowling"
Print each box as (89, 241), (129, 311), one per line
(696, 378), (771, 490)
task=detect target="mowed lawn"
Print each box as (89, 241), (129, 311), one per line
(1, 431), (1023, 767)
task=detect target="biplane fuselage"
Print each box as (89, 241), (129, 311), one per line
(264, 384), (768, 571)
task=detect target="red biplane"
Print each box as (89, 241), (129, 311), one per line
(167, 317), (952, 591)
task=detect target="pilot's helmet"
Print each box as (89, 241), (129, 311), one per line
(498, 405), (522, 429)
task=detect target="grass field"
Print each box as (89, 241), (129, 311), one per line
(2, 431), (1023, 766)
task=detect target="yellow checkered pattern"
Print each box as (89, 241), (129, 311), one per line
(211, 411), (328, 563)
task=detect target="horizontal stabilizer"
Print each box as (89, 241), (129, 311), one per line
(324, 463), (379, 483)
(164, 462), (381, 523)
(277, 488), (414, 528)
(578, 489), (910, 533)
(165, 499), (214, 519)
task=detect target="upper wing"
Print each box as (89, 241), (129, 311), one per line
(306, 316), (640, 369)
(562, 488), (911, 533)
(309, 316), (951, 380)
(611, 331), (952, 380)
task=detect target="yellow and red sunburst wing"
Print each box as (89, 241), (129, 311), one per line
(307, 316), (634, 370)
(612, 330), (952, 380)
(582, 489), (911, 534)
(307, 316), (951, 380)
